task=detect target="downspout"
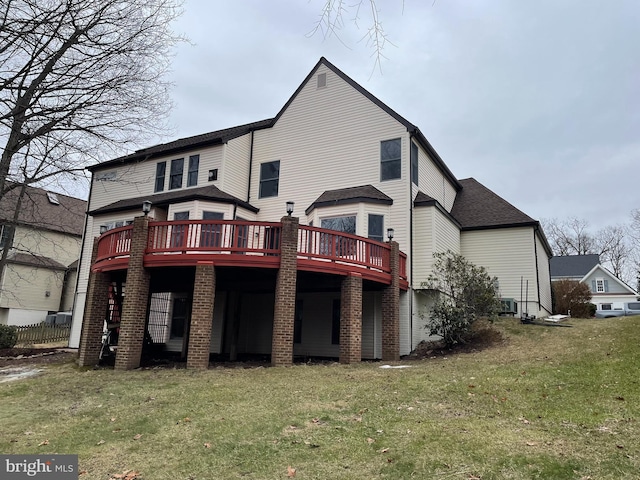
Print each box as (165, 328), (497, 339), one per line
(246, 130), (255, 203)
(533, 226), (541, 311)
(408, 133), (415, 351)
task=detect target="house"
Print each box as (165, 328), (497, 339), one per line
(0, 184), (86, 326)
(71, 57), (552, 369)
(550, 255), (638, 310)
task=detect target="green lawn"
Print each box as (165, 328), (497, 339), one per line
(1, 317), (638, 479)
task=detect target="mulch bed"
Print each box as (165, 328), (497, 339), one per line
(0, 347), (76, 368)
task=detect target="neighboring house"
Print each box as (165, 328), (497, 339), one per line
(0, 185), (87, 326)
(72, 57), (552, 369)
(550, 255), (638, 310)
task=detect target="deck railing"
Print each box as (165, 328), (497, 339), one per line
(95, 225), (133, 263)
(146, 220), (282, 256)
(298, 225), (390, 274)
(94, 220), (407, 283)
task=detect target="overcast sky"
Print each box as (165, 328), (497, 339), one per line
(153, 0), (639, 230)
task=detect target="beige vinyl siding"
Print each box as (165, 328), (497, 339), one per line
(250, 64), (411, 273)
(411, 289), (438, 347)
(417, 146), (457, 212)
(535, 233), (553, 315)
(412, 206), (434, 286)
(434, 209), (461, 256)
(12, 226), (81, 268)
(412, 206), (460, 286)
(89, 144), (224, 211)
(0, 263), (65, 311)
(60, 268), (77, 312)
(399, 290), (411, 355)
(461, 227), (540, 314)
(221, 133), (251, 200)
(361, 291), (381, 359)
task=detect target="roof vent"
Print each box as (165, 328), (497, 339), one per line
(317, 73), (327, 89)
(47, 192), (60, 205)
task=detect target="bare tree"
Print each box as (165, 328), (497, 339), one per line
(595, 225), (630, 280)
(542, 217), (596, 256)
(0, 0), (183, 287)
(0, 0), (184, 199)
(309, 0), (400, 73)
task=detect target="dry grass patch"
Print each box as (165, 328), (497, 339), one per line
(1, 317), (639, 479)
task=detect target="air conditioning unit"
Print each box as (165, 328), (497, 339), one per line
(500, 298), (517, 315)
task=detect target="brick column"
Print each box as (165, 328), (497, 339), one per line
(115, 216), (151, 370)
(382, 240), (400, 361)
(271, 215), (298, 366)
(340, 273), (363, 364)
(187, 263), (215, 369)
(78, 237), (111, 366)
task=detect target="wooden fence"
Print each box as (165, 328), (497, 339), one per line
(14, 322), (72, 345)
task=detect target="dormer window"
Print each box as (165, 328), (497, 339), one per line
(46, 192), (59, 204)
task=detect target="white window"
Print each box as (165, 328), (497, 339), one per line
(596, 278), (605, 293)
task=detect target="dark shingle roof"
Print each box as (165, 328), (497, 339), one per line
(87, 119), (273, 172)
(87, 58), (461, 195)
(451, 178), (537, 230)
(413, 191), (437, 206)
(0, 184), (86, 236)
(305, 185), (393, 215)
(90, 184), (258, 215)
(8, 252), (67, 270)
(549, 255), (600, 278)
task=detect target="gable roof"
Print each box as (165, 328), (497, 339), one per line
(582, 263), (638, 295)
(89, 184), (259, 215)
(275, 57), (462, 191)
(0, 183), (86, 236)
(549, 254), (600, 278)
(305, 185), (392, 215)
(451, 178), (537, 230)
(87, 58), (462, 193)
(87, 119), (273, 172)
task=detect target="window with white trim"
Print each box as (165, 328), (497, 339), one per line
(187, 155), (199, 187)
(155, 161), (166, 192)
(368, 214), (384, 242)
(381, 138), (401, 181)
(259, 160), (280, 198)
(169, 158), (184, 190)
(596, 278), (606, 293)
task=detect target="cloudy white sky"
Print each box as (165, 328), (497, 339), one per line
(158, 0), (639, 230)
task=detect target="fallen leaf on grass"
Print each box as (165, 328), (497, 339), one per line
(183, 417), (191, 422)
(110, 470), (141, 480)
(526, 442), (537, 447)
(367, 437), (375, 444)
(616, 445), (624, 449)
(204, 443), (211, 448)
(110, 417), (117, 422)
(287, 465), (296, 477)
(78, 470), (87, 475)
(380, 447), (389, 453)
(38, 440), (49, 446)
(133, 434), (143, 440)
(97, 440), (105, 445)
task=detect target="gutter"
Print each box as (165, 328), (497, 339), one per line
(247, 130), (255, 203)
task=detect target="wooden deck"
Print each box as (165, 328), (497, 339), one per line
(94, 220), (408, 287)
